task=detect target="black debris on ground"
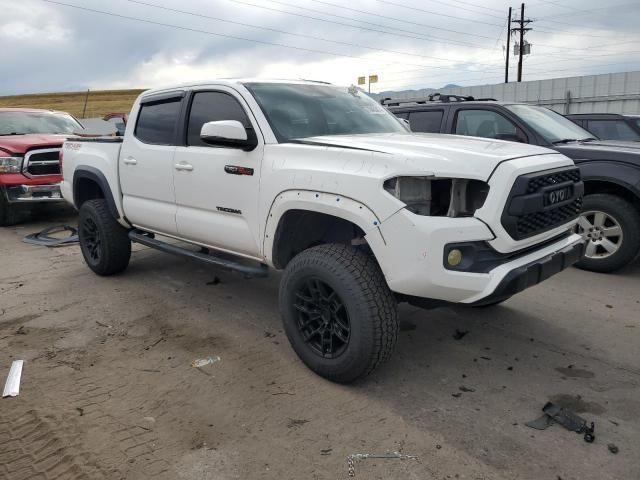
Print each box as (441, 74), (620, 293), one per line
(452, 329), (469, 340)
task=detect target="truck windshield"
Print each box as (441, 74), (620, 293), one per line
(244, 83), (406, 142)
(505, 104), (594, 144)
(0, 111), (83, 136)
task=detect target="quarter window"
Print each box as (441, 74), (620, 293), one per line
(454, 109), (518, 140)
(134, 98), (182, 145)
(408, 110), (443, 133)
(187, 92), (252, 147)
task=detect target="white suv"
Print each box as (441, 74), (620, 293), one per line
(61, 80), (585, 382)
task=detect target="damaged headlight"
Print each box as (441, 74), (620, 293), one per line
(384, 176), (489, 217)
(0, 156), (23, 174)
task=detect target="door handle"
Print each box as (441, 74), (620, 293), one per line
(123, 157), (137, 165)
(174, 163), (194, 171)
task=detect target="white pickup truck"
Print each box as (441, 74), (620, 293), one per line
(61, 79), (585, 383)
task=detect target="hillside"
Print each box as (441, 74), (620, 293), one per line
(0, 89), (146, 118)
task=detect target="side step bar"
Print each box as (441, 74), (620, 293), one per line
(128, 230), (269, 278)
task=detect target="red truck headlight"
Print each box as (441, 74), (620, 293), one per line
(0, 156), (23, 174)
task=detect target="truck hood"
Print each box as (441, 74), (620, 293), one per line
(0, 134), (70, 155)
(553, 139), (640, 167)
(297, 133), (560, 179)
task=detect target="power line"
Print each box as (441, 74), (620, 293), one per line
(259, 0), (501, 39)
(370, 0), (504, 18)
(223, 0), (502, 48)
(314, 0), (505, 23)
(123, 0), (496, 66)
(39, 0), (500, 73)
(306, 0), (504, 27)
(536, 1), (640, 20)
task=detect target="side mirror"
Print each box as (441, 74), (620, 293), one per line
(200, 120), (257, 150)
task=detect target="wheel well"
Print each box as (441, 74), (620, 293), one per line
(272, 210), (366, 269)
(584, 180), (640, 209)
(74, 177), (105, 208)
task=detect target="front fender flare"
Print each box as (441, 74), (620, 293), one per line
(263, 190), (386, 266)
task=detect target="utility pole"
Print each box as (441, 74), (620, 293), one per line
(510, 3), (532, 82)
(81, 89), (90, 119)
(505, 6), (512, 83)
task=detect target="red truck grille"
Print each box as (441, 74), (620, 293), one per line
(23, 148), (61, 177)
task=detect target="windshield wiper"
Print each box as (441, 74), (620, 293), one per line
(0, 132), (27, 136)
(552, 138), (578, 144)
(580, 137), (598, 142)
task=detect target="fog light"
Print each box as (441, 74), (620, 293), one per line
(447, 249), (463, 267)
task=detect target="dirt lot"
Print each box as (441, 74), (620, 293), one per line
(1, 210), (639, 480)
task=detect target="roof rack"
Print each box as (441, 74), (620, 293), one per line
(380, 92), (497, 107)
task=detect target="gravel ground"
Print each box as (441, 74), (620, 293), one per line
(1, 210), (639, 480)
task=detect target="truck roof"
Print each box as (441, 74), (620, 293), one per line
(139, 78), (333, 98)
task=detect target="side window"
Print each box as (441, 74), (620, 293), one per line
(134, 99), (181, 145)
(187, 91), (252, 147)
(586, 120), (640, 141)
(408, 110), (443, 133)
(394, 112), (409, 119)
(454, 109), (518, 140)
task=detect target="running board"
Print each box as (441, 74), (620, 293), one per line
(128, 230), (269, 278)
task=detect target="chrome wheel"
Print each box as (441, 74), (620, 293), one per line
(575, 210), (623, 259)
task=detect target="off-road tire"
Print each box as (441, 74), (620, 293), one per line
(0, 189), (21, 226)
(78, 199), (131, 275)
(279, 244), (398, 383)
(574, 194), (640, 273)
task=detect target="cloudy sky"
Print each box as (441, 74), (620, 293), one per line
(1, 0), (639, 95)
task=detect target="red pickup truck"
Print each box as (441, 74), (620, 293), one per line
(0, 108), (83, 225)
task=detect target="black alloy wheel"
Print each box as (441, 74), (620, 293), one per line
(293, 278), (351, 358)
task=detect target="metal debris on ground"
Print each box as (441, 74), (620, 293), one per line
(452, 329), (469, 340)
(526, 401), (596, 443)
(346, 452), (418, 477)
(23, 225), (79, 247)
(191, 356), (221, 368)
(3, 360), (24, 398)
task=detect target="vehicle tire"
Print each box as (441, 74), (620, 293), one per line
(0, 189), (20, 227)
(279, 243), (399, 383)
(574, 194), (640, 273)
(78, 199), (131, 275)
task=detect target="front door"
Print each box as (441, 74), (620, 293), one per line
(173, 88), (264, 257)
(119, 93), (183, 235)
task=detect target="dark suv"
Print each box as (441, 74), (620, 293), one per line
(566, 113), (640, 142)
(385, 94), (640, 273)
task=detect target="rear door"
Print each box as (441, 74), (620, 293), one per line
(119, 92), (184, 235)
(172, 87), (264, 257)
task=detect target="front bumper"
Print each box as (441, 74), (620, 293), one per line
(470, 240), (584, 306)
(373, 208), (584, 304)
(4, 183), (64, 203)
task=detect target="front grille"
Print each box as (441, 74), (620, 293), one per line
(24, 148), (61, 177)
(526, 169), (581, 193)
(502, 167), (584, 240)
(515, 197), (583, 237)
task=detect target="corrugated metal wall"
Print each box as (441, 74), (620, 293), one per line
(385, 71), (640, 114)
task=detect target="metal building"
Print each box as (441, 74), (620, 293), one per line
(378, 71), (640, 114)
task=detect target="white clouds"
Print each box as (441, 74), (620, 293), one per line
(1, 0), (639, 95)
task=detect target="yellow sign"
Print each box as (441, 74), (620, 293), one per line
(357, 76), (366, 85)
(369, 74), (379, 83)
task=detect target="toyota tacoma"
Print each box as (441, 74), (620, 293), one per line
(61, 80), (585, 382)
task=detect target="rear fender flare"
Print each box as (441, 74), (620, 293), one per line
(73, 166), (122, 220)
